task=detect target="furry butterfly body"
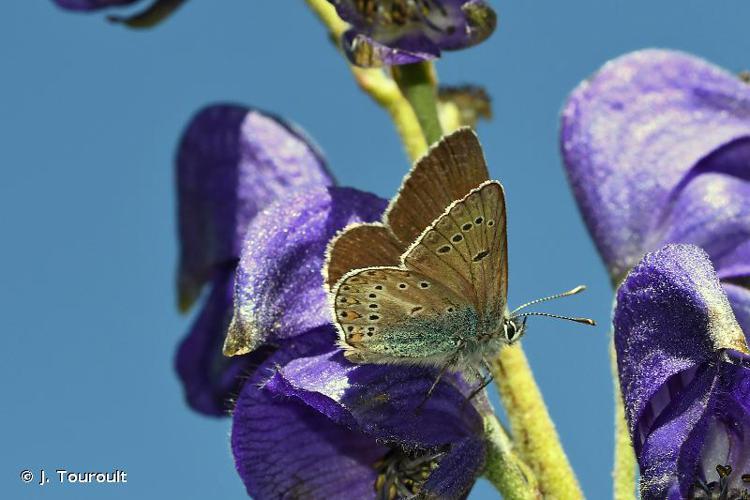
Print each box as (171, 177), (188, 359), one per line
(325, 129), (532, 374)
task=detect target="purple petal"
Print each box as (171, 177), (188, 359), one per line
(724, 283), (750, 341)
(268, 348), (484, 450)
(342, 30), (439, 68)
(53, 0), (138, 11)
(639, 360), (750, 498)
(561, 50), (750, 280)
(231, 330), (385, 500)
(174, 267), (272, 416)
(614, 244), (746, 450)
(176, 105), (333, 311)
(661, 174), (750, 279)
(421, 436), (485, 499)
(224, 187), (386, 355)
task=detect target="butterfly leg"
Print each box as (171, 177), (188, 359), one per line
(416, 359), (455, 413)
(465, 358), (495, 402)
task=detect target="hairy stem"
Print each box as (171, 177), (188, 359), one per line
(612, 341), (637, 500)
(304, 0), (427, 161)
(491, 344), (583, 499)
(392, 62), (444, 145)
(483, 415), (540, 500)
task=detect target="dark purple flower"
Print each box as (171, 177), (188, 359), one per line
(328, 0), (497, 67)
(225, 181), (488, 498)
(561, 50), (750, 322)
(615, 244), (750, 499)
(52, 0), (186, 28)
(174, 104), (333, 416)
(231, 324), (485, 500)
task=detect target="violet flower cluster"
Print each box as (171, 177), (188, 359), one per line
(562, 50), (750, 498)
(175, 104), (489, 498)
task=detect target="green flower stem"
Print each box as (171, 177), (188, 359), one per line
(483, 415), (540, 499)
(611, 341), (637, 500)
(305, 0), (428, 161)
(392, 62), (444, 145)
(491, 344), (584, 499)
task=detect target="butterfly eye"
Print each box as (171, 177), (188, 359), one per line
(475, 217), (484, 224)
(398, 283), (407, 289)
(420, 281), (430, 288)
(437, 245), (451, 254)
(487, 220), (495, 227)
(451, 234), (463, 243)
(368, 293), (377, 298)
(461, 223), (472, 231)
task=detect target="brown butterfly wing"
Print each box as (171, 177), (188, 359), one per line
(323, 223), (405, 291)
(403, 181), (508, 316)
(333, 267), (469, 364)
(385, 128), (490, 246)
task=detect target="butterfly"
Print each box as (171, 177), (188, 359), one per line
(324, 128), (594, 387)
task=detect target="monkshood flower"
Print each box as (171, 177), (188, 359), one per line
(174, 104), (333, 415)
(561, 49), (750, 331)
(225, 186), (488, 498)
(327, 0), (497, 67)
(52, 0), (185, 27)
(614, 244), (750, 499)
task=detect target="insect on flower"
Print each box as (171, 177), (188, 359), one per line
(324, 128), (595, 394)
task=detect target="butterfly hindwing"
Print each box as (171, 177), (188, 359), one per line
(385, 128), (490, 246)
(333, 267), (472, 364)
(403, 181), (507, 316)
(324, 223), (404, 291)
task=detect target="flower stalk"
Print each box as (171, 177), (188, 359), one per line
(304, 0), (427, 161)
(392, 62), (444, 145)
(483, 415), (540, 500)
(491, 344), (583, 499)
(613, 376), (637, 500)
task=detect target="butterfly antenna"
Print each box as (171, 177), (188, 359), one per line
(510, 285), (587, 314)
(512, 311), (596, 326)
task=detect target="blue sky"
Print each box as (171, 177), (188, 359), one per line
(3, 1), (750, 498)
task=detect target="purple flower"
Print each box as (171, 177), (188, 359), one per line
(561, 49), (750, 334)
(328, 0), (497, 67)
(614, 244), (750, 499)
(174, 104), (333, 416)
(52, 0), (186, 27)
(226, 187), (487, 498)
(232, 327), (486, 499)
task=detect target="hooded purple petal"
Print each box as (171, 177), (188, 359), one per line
(614, 244), (747, 448)
(231, 329), (385, 500)
(330, 0), (496, 67)
(224, 186), (387, 356)
(53, 0), (137, 10)
(561, 50), (750, 280)
(176, 105), (333, 311)
(724, 283), (750, 339)
(265, 344), (485, 499)
(615, 244), (750, 498)
(174, 266), (272, 416)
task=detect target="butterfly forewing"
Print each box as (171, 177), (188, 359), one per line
(333, 267), (471, 363)
(385, 128), (490, 245)
(403, 181), (507, 316)
(324, 223), (405, 290)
